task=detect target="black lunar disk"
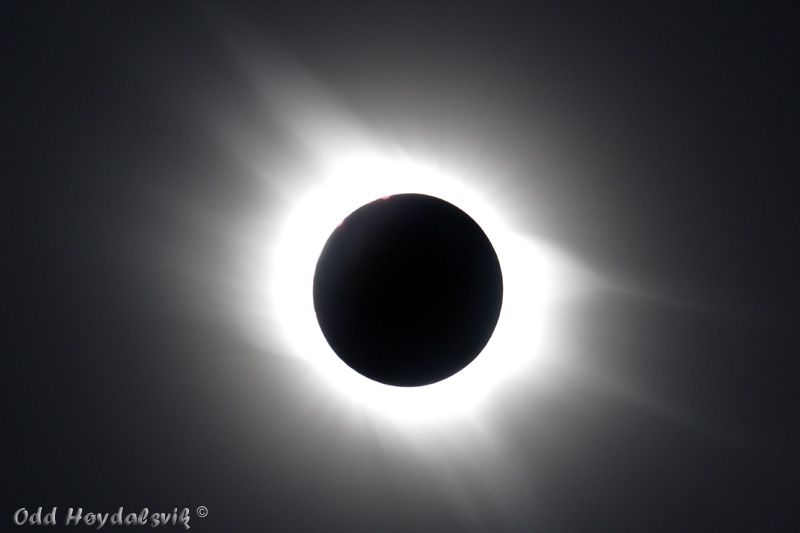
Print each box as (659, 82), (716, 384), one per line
(313, 194), (503, 386)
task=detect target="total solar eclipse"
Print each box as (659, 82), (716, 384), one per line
(313, 193), (503, 387)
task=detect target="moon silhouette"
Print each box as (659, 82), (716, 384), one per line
(313, 193), (503, 386)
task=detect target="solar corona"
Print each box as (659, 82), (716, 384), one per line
(264, 155), (554, 421)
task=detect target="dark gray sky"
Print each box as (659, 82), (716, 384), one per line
(4, 2), (799, 531)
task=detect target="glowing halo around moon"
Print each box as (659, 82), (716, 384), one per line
(204, 31), (590, 425)
(268, 153), (555, 422)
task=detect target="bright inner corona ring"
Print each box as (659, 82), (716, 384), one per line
(271, 154), (550, 422)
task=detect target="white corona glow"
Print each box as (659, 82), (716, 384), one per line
(202, 29), (592, 427)
(269, 153), (554, 422)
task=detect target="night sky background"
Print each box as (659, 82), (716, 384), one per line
(4, 2), (799, 531)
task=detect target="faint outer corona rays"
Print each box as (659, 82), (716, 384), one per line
(206, 36), (591, 425)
